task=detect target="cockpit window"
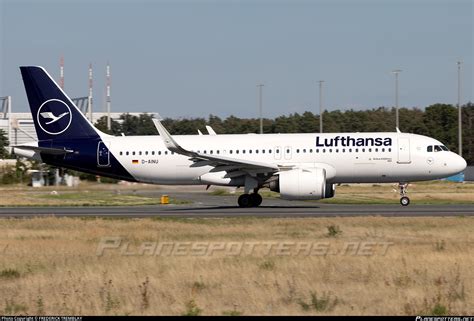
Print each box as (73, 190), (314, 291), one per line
(428, 145), (448, 152)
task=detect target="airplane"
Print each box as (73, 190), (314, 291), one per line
(13, 66), (467, 207)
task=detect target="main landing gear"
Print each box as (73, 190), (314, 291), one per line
(398, 182), (410, 206)
(238, 193), (263, 208)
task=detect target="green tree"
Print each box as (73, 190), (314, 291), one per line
(461, 102), (473, 165)
(0, 129), (10, 159)
(423, 104), (458, 152)
(94, 116), (122, 135)
(119, 113), (157, 136)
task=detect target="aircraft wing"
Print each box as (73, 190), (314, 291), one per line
(152, 119), (278, 174)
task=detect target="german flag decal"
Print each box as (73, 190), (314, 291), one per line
(132, 160), (139, 164)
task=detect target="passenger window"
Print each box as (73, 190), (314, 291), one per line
(120, 152), (123, 156)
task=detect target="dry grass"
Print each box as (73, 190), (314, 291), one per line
(0, 183), (189, 206)
(0, 216), (473, 315)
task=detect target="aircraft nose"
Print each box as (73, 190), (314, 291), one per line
(451, 153), (467, 174)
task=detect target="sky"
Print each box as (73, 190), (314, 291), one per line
(0, 0), (472, 119)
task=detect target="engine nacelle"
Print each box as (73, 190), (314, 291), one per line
(277, 168), (327, 200)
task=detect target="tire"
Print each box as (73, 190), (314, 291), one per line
(400, 196), (410, 206)
(238, 194), (252, 208)
(250, 193), (262, 207)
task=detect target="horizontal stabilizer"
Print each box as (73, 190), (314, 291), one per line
(12, 145), (74, 155)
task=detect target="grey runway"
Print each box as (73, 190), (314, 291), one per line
(0, 204), (473, 218)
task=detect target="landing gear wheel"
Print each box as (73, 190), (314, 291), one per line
(398, 182), (410, 206)
(250, 193), (262, 207)
(238, 194), (252, 208)
(400, 196), (410, 206)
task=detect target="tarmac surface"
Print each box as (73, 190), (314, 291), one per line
(0, 205), (472, 218)
(0, 191), (473, 218)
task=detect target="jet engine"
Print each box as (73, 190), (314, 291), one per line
(270, 168), (335, 200)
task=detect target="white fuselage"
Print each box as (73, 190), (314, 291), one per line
(102, 132), (465, 185)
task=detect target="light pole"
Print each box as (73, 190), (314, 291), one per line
(392, 69), (402, 129)
(318, 80), (324, 133)
(257, 84), (264, 134)
(457, 61), (462, 157)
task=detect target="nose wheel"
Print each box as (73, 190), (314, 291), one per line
(398, 183), (410, 206)
(238, 193), (262, 207)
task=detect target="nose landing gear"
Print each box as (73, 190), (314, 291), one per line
(399, 183), (410, 206)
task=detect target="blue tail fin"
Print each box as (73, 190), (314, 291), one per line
(20, 66), (100, 141)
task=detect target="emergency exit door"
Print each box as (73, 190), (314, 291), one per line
(397, 137), (411, 164)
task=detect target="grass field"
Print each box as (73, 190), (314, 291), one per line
(0, 183), (187, 207)
(0, 216), (472, 315)
(1, 181), (473, 207)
